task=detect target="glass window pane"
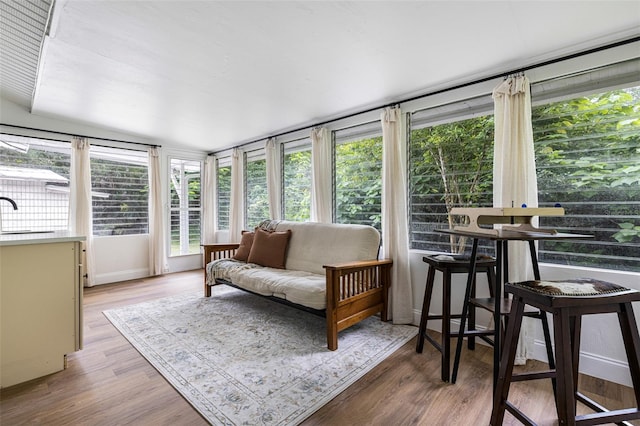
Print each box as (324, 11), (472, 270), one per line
(334, 134), (382, 230)
(534, 86), (640, 272)
(245, 158), (268, 228)
(91, 147), (149, 236)
(169, 158), (201, 256)
(283, 145), (311, 221)
(0, 136), (70, 232)
(216, 164), (231, 230)
(409, 115), (494, 254)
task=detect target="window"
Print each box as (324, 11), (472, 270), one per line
(409, 61), (640, 272)
(0, 135), (150, 236)
(283, 138), (311, 221)
(91, 146), (149, 236)
(533, 85), (640, 271)
(216, 159), (231, 230)
(409, 96), (495, 254)
(169, 158), (201, 256)
(245, 150), (269, 228)
(0, 136), (71, 232)
(334, 122), (383, 230)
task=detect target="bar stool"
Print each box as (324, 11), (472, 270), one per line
(416, 254), (496, 382)
(491, 278), (640, 425)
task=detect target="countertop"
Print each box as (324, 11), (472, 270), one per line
(0, 231), (86, 246)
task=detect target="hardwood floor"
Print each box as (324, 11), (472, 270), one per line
(1, 270), (637, 425)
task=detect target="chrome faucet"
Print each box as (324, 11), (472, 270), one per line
(0, 197), (18, 210)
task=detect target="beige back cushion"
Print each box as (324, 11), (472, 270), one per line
(274, 221), (380, 275)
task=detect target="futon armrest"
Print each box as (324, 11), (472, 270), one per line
(323, 258), (393, 306)
(202, 243), (240, 266)
(323, 258), (393, 271)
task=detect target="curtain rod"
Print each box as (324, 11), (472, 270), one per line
(209, 34), (640, 156)
(0, 131), (151, 153)
(0, 123), (159, 148)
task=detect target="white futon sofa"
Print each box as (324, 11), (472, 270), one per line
(203, 220), (392, 350)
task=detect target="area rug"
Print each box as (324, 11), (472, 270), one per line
(104, 285), (417, 425)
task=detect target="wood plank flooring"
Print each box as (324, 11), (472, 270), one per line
(1, 270), (637, 425)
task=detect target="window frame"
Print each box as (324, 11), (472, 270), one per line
(168, 156), (202, 257)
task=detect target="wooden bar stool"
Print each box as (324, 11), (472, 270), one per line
(416, 254), (496, 382)
(491, 278), (640, 426)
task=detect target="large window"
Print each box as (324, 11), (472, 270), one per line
(91, 146), (149, 236)
(409, 103), (494, 254)
(216, 159), (231, 230)
(334, 123), (383, 230)
(282, 138), (311, 221)
(0, 136), (70, 232)
(245, 150), (269, 228)
(169, 158), (201, 256)
(0, 134), (150, 235)
(533, 86), (640, 271)
(409, 74), (640, 272)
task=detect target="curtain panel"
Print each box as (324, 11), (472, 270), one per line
(265, 138), (282, 220)
(202, 156), (217, 244)
(69, 137), (95, 287)
(381, 107), (413, 324)
(148, 147), (167, 276)
(493, 74), (538, 363)
(310, 127), (332, 223)
(229, 148), (245, 243)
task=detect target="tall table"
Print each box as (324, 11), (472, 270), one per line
(436, 207), (593, 388)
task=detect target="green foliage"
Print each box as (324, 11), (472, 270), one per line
(246, 159), (269, 228)
(283, 150), (311, 221)
(217, 166), (231, 229)
(335, 137), (382, 230)
(410, 116), (494, 253)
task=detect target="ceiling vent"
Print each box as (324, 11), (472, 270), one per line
(0, 0), (53, 108)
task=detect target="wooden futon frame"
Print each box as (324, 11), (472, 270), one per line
(203, 244), (392, 350)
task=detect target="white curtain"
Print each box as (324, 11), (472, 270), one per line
(310, 127), (332, 223)
(69, 137), (95, 287)
(229, 148), (244, 243)
(202, 156), (218, 244)
(148, 147), (167, 276)
(265, 138), (282, 220)
(493, 74), (538, 363)
(381, 107), (414, 324)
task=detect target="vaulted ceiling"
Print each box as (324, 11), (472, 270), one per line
(1, 1), (639, 152)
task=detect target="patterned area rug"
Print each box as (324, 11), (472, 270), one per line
(104, 285), (417, 425)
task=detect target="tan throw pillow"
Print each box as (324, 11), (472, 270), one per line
(247, 228), (291, 269)
(233, 231), (255, 262)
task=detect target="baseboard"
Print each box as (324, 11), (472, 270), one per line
(531, 339), (634, 388)
(94, 268), (149, 286)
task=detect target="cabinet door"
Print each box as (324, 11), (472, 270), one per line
(1, 241), (79, 387)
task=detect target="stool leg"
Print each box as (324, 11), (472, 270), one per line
(468, 272), (476, 351)
(553, 308), (577, 425)
(416, 265), (436, 353)
(618, 302), (640, 405)
(451, 239), (480, 384)
(442, 269), (452, 382)
(570, 315), (582, 414)
(539, 311), (557, 399)
(490, 295), (526, 426)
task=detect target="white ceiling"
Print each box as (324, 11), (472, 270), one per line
(7, 1), (640, 152)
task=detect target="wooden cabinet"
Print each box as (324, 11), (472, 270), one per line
(0, 239), (83, 388)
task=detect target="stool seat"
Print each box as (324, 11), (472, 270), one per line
(491, 278), (640, 425)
